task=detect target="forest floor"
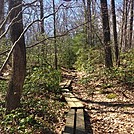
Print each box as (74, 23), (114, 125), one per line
(61, 68), (134, 134)
(0, 66), (133, 134)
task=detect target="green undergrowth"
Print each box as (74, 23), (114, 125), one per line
(78, 48), (134, 94)
(0, 65), (66, 133)
(106, 93), (117, 99)
(75, 47), (104, 73)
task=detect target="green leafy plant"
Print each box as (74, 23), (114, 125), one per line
(106, 93), (117, 99)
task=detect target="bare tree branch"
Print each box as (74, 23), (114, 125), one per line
(27, 21), (89, 48)
(0, 4), (63, 74)
(0, 0), (38, 32)
(0, 0), (41, 39)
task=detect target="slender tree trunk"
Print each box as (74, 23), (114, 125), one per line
(124, 0), (128, 50)
(111, 0), (120, 66)
(53, 0), (58, 69)
(0, 0), (4, 35)
(82, 0), (92, 47)
(39, 0), (45, 33)
(120, 0), (125, 50)
(87, 0), (92, 46)
(82, 0), (87, 48)
(39, 0), (45, 65)
(92, 0), (97, 45)
(129, 0), (133, 48)
(100, 0), (113, 68)
(6, 0), (26, 112)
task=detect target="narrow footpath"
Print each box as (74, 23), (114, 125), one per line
(61, 67), (134, 134)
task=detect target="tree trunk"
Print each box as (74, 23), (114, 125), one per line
(82, 0), (87, 48)
(91, 0), (97, 46)
(87, 0), (92, 46)
(39, 0), (45, 33)
(53, 0), (58, 70)
(129, 0), (133, 48)
(124, 0), (128, 50)
(6, 0), (26, 112)
(100, 0), (113, 68)
(0, 0), (4, 35)
(111, 0), (120, 66)
(120, 0), (125, 50)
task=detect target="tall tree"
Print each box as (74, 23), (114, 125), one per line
(53, 0), (58, 69)
(39, 0), (45, 33)
(129, 0), (133, 48)
(100, 0), (113, 68)
(120, 0), (125, 50)
(82, 0), (92, 46)
(87, 0), (92, 46)
(6, 0), (26, 112)
(111, 0), (120, 66)
(82, 0), (88, 48)
(124, 0), (128, 50)
(0, 0), (5, 35)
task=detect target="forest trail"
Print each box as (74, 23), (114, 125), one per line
(61, 67), (134, 134)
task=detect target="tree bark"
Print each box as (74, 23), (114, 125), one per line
(39, 0), (45, 33)
(82, 0), (87, 48)
(53, 0), (58, 70)
(87, 0), (92, 46)
(6, 0), (26, 112)
(124, 0), (128, 50)
(100, 0), (113, 68)
(120, 0), (125, 50)
(111, 0), (120, 66)
(0, 0), (5, 35)
(129, 0), (133, 48)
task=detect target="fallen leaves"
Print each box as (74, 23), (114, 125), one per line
(71, 70), (134, 134)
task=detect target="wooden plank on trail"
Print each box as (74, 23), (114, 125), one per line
(63, 92), (75, 98)
(74, 102), (84, 109)
(65, 97), (74, 102)
(76, 109), (85, 134)
(68, 102), (77, 108)
(60, 80), (72, 89)
(66, 100), (83, 109)
(65, 96), (84, 109)
(65, 97), (77, 108)
(66, 80), (72, 87)
(60, 81), (67, 88)
(62, 89), (70, 92)
(63, 109), (75, 134)
(63, 109), (85, 134)
(70, 97), (80, 102)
